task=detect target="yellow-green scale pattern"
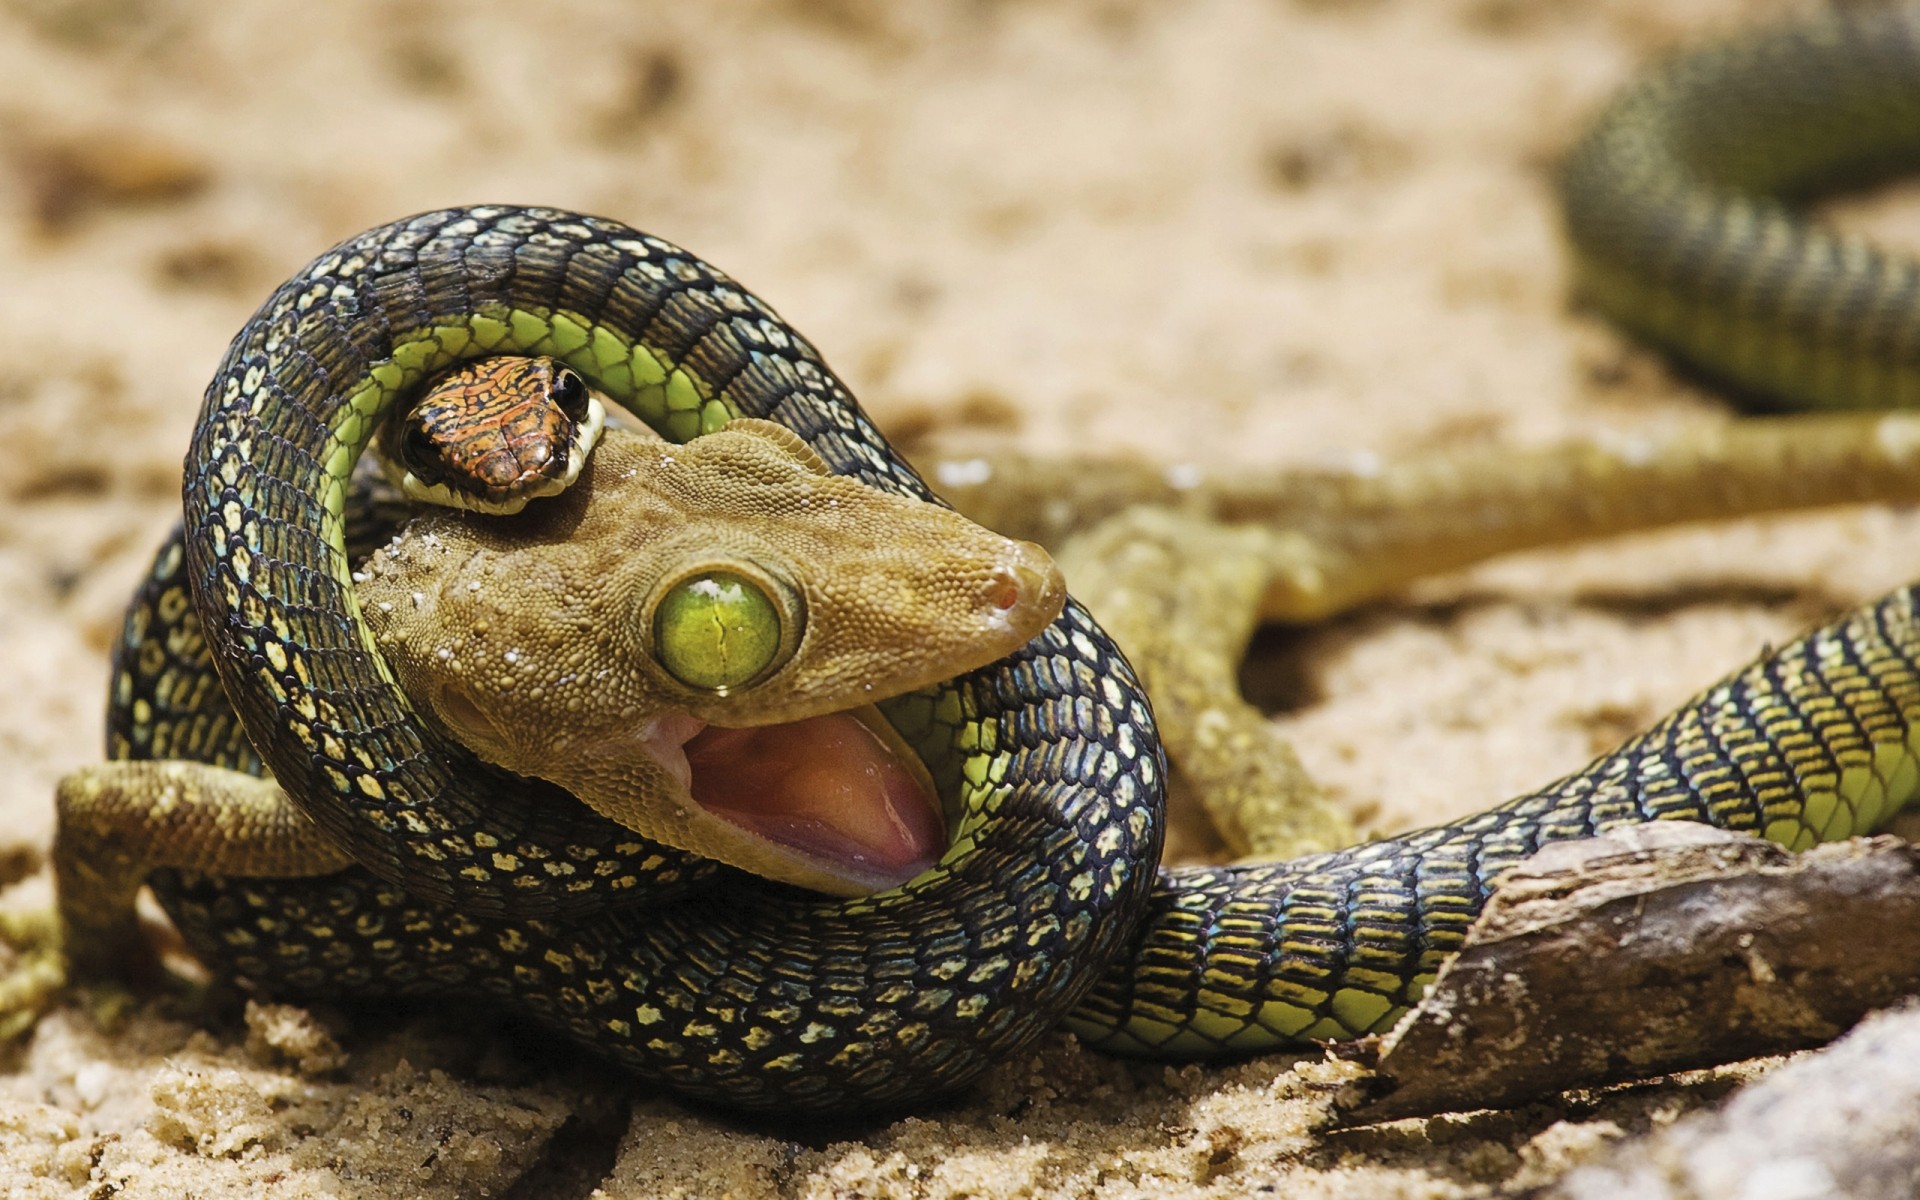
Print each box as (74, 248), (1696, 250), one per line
(1072, 585), (1920, 1054)
(115, 7), (1920, 1111)
(1075, 4), (1920, 1056)
(145, 206), (1165, 1111)
(1561, 5), (1920, 412)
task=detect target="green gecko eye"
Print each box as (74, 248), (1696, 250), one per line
(653, 570), (791, 692)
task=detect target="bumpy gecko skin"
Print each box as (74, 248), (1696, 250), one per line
(52, 203), (1164, 1112)
(29, 4), (1920, 1117)
(360, 423), (1064, 896)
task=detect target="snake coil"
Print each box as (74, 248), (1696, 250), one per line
(117, 5), (1920, 1113)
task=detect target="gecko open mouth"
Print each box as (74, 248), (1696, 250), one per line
(639, 708), (948, 895)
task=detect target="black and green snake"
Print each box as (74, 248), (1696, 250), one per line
(69, 4), (1920, 1113)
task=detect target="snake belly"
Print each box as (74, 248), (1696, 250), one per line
(129, 5), (1920, 1113)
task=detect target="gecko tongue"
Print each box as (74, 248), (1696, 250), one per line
(685, 712), (945, 891)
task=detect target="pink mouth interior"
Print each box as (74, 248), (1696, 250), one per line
(683, 713), (945, 890)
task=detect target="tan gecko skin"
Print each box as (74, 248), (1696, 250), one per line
(27, 5), (1920, 1115)
(936, 412), (1920, 859)
(359, 420), (1064, 897)
(49, 418), (1062, 987)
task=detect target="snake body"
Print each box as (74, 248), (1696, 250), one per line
(104, 5), (1920, 1112)
(1561, 4), (1920, 411)
(140, 208), (1162, 1111)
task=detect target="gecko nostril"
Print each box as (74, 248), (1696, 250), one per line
(984, 568), (1022, 613)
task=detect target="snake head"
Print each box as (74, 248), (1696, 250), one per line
(358, 422), (1065, 896)
(376, 356), (606, 515)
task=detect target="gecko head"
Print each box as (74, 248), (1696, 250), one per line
(359, 421), (1064, 897)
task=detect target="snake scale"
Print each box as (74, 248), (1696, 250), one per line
(83, 5), (1920, 1113)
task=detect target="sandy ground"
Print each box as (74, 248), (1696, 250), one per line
(2, 0), (1917, 1196)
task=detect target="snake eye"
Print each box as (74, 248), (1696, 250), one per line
(401, 419), (442, 472)
(652, 570), (792, 692)
(550, 367), (591, 423)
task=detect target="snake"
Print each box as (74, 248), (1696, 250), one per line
(372, 355), (607, 515)
(50, 3), (1920, 1114)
